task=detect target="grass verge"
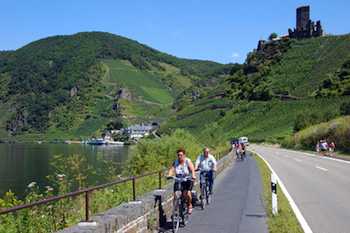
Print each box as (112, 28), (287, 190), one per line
(253, 152), (303, 233)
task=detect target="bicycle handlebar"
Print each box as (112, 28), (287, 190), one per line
(166, 176), (194, 182)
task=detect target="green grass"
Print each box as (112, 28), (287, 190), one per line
(119, 99), (173, 124)
(253, 153), (303, 233)
(163, 96), (350, 146)
(268, 35), (350, 96)
(162, 97), (232, 135)
(103, 59), (173, 104)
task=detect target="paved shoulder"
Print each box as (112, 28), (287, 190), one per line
(178, 154), (268, 233)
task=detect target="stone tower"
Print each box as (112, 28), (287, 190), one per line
(289, 5), (323, 39)
(296, 6), (310, 32)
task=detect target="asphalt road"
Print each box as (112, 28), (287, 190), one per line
(177, 154), (268, 233)
(252, 145), (350, 233)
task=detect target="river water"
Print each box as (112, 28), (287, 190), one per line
(0, 143), (130, 198)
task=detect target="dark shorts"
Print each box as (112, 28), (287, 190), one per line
(173, 180), (193, 192)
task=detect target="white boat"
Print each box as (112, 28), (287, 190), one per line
(87, 138), (107, 145)
(106, 140), (124, 146)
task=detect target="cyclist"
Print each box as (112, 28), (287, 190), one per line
(240, 142), (246, 158)
(195, 147), (217, 195)
(168, 148), (196, 214)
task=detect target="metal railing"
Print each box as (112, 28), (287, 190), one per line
(0, 170), (164, 222)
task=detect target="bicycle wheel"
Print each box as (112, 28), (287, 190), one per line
(172, 199), (180, 233)
(180, 198), (187, 226)
(200, 184), (206, 210)
(205, 181), (210, 205)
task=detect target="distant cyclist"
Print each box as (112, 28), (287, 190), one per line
(240, 142), (246, 157)
(195, 147), (217, 194)
(168, 148), (196, 214)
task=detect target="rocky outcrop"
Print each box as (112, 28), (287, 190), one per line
(117, 88), (132, 101)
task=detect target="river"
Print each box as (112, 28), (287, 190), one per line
(0, 143), (130, 199)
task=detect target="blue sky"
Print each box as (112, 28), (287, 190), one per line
(1, 0), (349, 63)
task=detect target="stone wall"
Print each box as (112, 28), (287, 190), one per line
(58, 152), (234, 233)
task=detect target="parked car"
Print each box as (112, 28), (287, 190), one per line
(239, 137), (249, 146)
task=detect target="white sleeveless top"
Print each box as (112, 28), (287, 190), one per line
(173, 158), (191, 177)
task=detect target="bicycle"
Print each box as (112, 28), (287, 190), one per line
(198, 170), (212, 210)
(167, 176), (193, 233)
(236, 148), (243, 161)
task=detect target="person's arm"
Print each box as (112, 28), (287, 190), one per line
(188, 160), (196, 179)
(168, 164), (175, 177)
(194, 155), (200, 171)
(211, 155), (217, 172)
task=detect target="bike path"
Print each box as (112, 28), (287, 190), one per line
(178, 154), (268, 233)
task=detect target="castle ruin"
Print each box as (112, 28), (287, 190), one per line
(288, 6), (323, 39)
(257, 6), (324, 52)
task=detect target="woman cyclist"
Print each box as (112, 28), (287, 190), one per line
(168, 148), (196, 214)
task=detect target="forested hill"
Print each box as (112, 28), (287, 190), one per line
(163, 34), (350, 145)
(0, 32), (233, 140)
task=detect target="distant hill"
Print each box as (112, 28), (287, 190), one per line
(162, 34), (350, 145)
(0, 32), (233, 140)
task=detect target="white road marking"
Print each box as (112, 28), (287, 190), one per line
(252, 150), (314, 233)
(315, 165), (328, 172)
(294, 158), (302, 162)
(277, 148), (350, 165)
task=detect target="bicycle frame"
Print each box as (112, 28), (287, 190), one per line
(199, 171), (211, 209)
(168, 176), (192, 233)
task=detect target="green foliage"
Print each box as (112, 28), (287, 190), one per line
(165, 95), (350, 144)
(340, 101), (350, 115)
(293, 110), (338, 132)
(269, 32), (278, 41)
(0, 32), (229, 138)
(292, 116), (350, 152)
(226, 39), (292, 101)
(267, 35), (350, 97)
(315, 59), (350, 97)
(103, 59), (173, 104)
(125, 129), (202, 176)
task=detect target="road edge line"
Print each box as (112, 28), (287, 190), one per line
(252, 150), (313, 233)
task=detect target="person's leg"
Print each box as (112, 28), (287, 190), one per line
(208, 171), (214, 194)
(185, 181), (193, 214)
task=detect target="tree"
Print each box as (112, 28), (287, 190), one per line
(340, 102), (350, 115)
(269, 32), (278, 41)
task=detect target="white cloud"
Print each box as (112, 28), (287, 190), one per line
(231, 52), (240, 59)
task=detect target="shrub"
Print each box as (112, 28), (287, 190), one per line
(269, 32), (278, 41)
(125, 129), (202, 176)
(293, 116), (350, 152)
(340, 102), (350, 115)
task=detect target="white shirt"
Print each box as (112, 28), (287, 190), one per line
(195, 154), (217, 172)
(173, 158), (191, 177)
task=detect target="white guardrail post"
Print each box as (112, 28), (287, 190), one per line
(271, 172), (278, 215)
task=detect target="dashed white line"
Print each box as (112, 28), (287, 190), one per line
(315, 165), (328, 172)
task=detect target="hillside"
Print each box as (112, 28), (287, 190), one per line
(0, 32), (232, 140)
(162, 34), (350, 145)
(289, 116), (350, 152)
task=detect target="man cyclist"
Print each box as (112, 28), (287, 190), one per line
(195, 147), (217, 195)
(168, 148), (196, 214)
